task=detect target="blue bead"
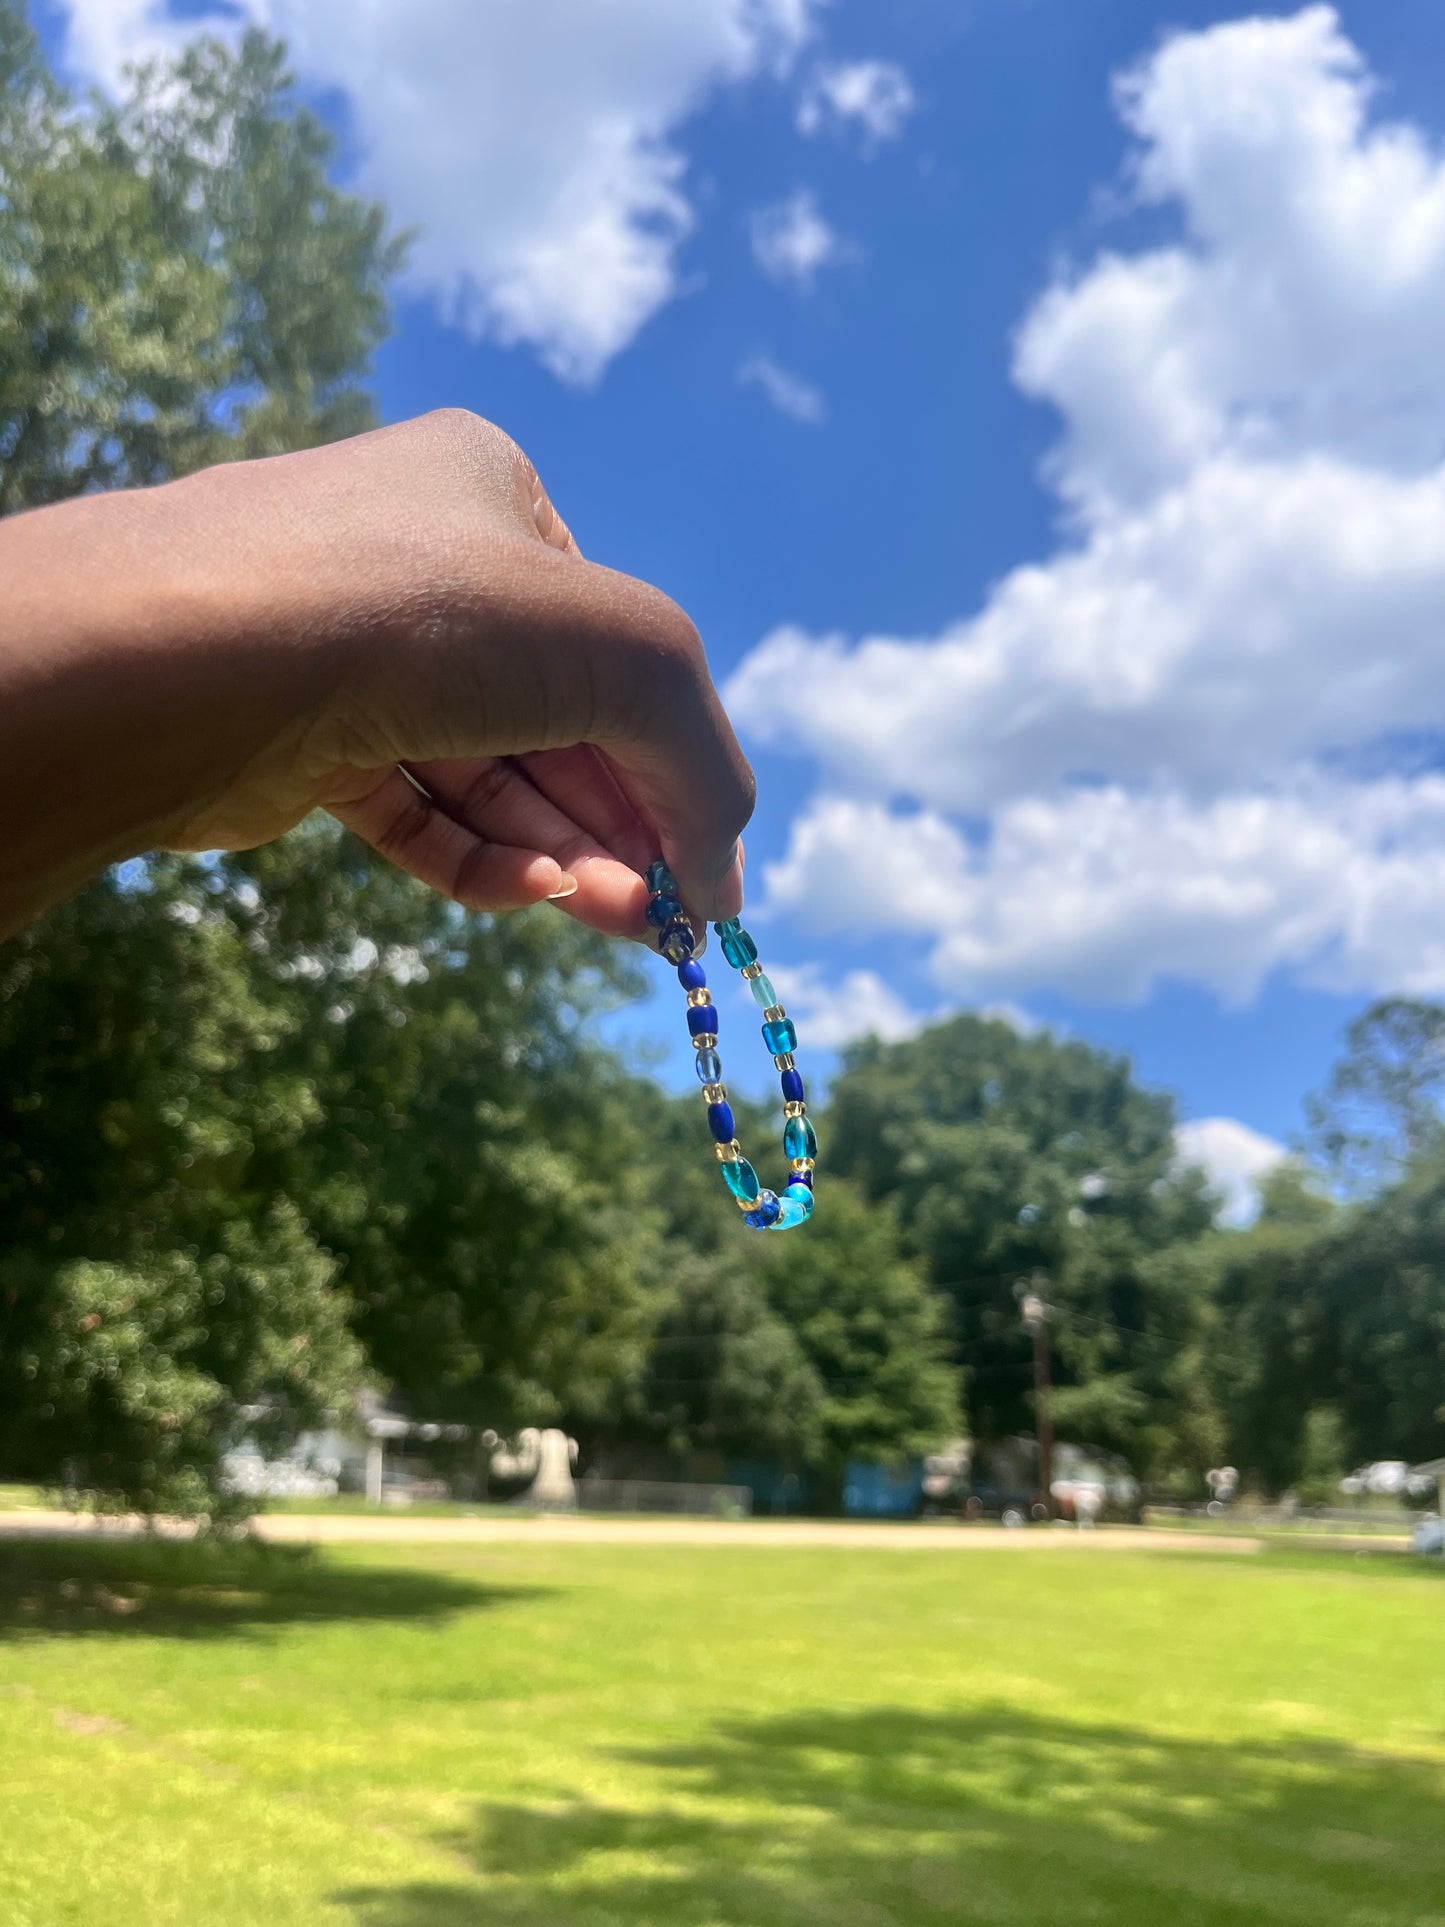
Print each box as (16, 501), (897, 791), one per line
(780, 1068), (805, 1104)
(722, 1157), (761, 1204)
(763, 1017), (797, 1056)
(708, 1101), (736, 1143)
(768, 1184), (815, 1230)
(743, 1189), (781, 1229)
(720, 927), (758, 970)
(694, 1047), (722, 1084)
(646, 894), (684, 929)
(645, 859), (678, 897)
(784, 1116), (818, 1162)
(790, 1167), (814, 1190)
(686, 1003), (718, 1037)
(677, 958), (707, 992)
(748, 973), (777, 1009)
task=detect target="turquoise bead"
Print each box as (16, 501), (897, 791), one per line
(720, 927), (758, 970)
(784, 1115), (817, 1161)
(713, 918), (741, 938)
(721, 1157), (761, 1204)
(768, 1183), (815, 1230)
(748, 973), (777, 1009)
(762, 1016), (797, 1056)
(694, 1047), (722, 1084)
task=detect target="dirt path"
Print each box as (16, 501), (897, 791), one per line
(0, 1508), (1266, 1554)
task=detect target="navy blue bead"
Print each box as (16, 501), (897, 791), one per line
(743, 1190), (782, 1228)
(790, 1167), (814, 1190)
(707, 1101), (736, 1143)
(677, 958), (707, 991)
(780, 1068), (805, 1104)
(646, 893), (684, 929)
(686, 1004), (718, 1037)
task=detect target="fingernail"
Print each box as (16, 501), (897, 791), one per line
(546, 875), (579, 900)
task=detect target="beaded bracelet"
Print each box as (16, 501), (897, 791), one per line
(644, 858), (817, 1230)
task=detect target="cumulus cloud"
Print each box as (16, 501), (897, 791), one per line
(729, 9), (1445, 1004)
(1176, 1117), (1288, 1226)
(58, 0), (820, 383)
(738, 353), (827, 424)
(762, 780), (1445, 1004)
(798, 58), (915, 146)
(749, 188), (845, 288)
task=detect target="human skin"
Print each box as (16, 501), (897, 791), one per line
(0, 409), (753, 943)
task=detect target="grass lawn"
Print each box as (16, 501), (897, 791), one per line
(1, 1535), (1442, 1926)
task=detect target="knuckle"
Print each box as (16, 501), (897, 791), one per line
(629, 582), (706, 673)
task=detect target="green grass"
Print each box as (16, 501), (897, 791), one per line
(1, 1535), (1442, 1926)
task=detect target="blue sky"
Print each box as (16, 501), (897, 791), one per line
(46, 1), (1445, 1215)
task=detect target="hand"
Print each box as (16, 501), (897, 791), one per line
(0, 410), (753, 941)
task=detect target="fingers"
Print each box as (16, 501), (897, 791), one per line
(394, 753), (650, 938)
(330, 767), (573, 913)
(515, 745), (657, 875)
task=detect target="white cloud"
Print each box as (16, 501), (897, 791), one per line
(763, 779), (1445, 1005)
(798, 58), (915, 146)
(749, 188), (844, 288)
(1176, 1116), (1288, 1226)
(764, 964), (926, 1048)
(738, 353), (827, 424)
(58, 0), (820, 383)
(729, 9), (1445, 1006)
(728, 456), (1445, 813)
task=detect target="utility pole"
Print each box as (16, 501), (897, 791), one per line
(1019, 1276), (1055, 1520)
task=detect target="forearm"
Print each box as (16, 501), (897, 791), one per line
(0, 480), (338, 938)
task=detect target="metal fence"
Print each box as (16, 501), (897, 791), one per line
(576, 1476), (753, 1518)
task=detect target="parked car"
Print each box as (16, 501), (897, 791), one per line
(1411, 1514), (1444, 1556)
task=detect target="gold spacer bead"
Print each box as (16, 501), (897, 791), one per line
(701, 1082), (726, 1105)
(784, 1100), (806, 1119)
(790, 1156), (816, 1173)
(773, 1052), (795, 1072)
(713, 1139), (741, 1163)
(687, 987), (712, 1008)
(692, 1032), (717, 1052)
(763, 1004), (786, 1023)
(740, 960), (764, 980)
(736, 1192), (756, 1211)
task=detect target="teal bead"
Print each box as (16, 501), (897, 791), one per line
(784, 1115), (817, 1161)
(768, 1183), (815, 1230)
(713, 918), (741, 939)
(721, 1157), (761, 1204)
(762, 1016), (797, 1056)
(720, 927), (758, 970)
(748, 972), (777, 1009)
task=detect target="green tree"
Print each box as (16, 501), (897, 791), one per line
(827, 1014), (1215, 1480)
(604, 1090), (959, 1499)
(1, 7), (402, 515)
(0, 830), (655, 1512)
(1306, 998), (1445, 1195)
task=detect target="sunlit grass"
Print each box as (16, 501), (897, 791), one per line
(1, 1535), (1441, 1925)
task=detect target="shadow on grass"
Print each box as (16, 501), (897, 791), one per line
(340, 1703), (1445, 1927)
(0, 1535), (536, 1642)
